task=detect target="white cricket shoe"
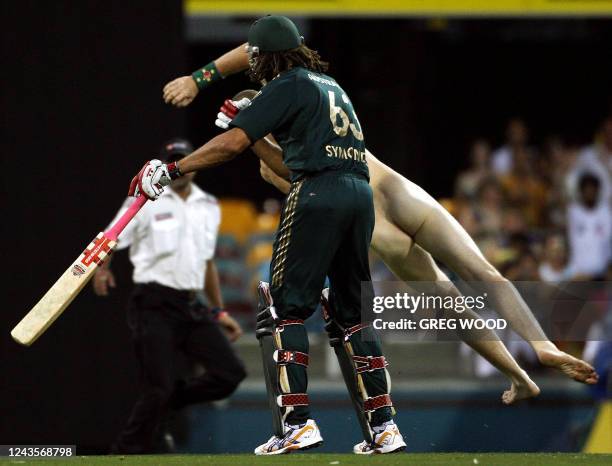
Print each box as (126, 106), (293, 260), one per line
(254, 419), (323, 455)
(353, 423), (406, 455)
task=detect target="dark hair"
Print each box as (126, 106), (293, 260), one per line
(578, 172), (600, 191)
(248, 44), (329, 83)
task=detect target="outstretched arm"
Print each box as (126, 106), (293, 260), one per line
(129, 127), (251, 200)
(212, 43), (250, 76)
(163, 43), (249, 107)
(177, 127), (251, 173)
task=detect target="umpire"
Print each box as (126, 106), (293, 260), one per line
(93, 138), (246, 454)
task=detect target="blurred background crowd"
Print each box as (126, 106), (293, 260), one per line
(452, 117), (611, 285)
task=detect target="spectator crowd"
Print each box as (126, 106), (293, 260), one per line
(453, 117), (611, 283)
(450, 117), (611, 388)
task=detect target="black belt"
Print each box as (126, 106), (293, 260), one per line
(137, 282), (199, 301)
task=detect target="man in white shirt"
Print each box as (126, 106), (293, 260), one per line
(567, 117), (612, 205)
(567, 173), (612, 279)
(93, 138), (246, 454)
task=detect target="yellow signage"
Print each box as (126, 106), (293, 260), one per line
(186, 0), (612, 16)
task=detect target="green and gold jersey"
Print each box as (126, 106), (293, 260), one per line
(230, 67), (369, 181)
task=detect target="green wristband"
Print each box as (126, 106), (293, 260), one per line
(191, 61), (223, 90)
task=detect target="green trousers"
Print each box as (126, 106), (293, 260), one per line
(270, 171), (374, 321)
(269, 171), (392, 426)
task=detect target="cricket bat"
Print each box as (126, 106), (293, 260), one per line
(11, 195), (148, 346)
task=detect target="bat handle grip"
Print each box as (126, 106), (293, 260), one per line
(105, 195), (148, 241)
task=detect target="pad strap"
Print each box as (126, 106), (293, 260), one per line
(364, 394), (393, 412)
(353, 355), (388, 373)
(274, 349), (309, 367)
(278, 319), (305, 327)
(277, 393), (309, 407)
(344, 323), (370, 341)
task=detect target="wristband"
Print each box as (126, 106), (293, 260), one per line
(166, 161), (183, 180)
(191, 61), (223, 90)
(210, 307), (228, 320)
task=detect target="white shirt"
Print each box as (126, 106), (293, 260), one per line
(110, 184), (221, 290)
(491, 146), (513, 176)
(566, 201), (611, 277)
(538, 263), (569, 284)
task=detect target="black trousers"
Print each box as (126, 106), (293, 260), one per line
(114, 283), (247, 454)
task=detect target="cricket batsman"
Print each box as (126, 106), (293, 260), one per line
(129, 16), (406, 455)
(162, 35), (599, 391)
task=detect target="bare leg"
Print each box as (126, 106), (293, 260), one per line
(371, 218), (539, 403)
(382, 175), (597, 385)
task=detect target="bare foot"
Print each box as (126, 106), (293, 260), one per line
(502, 372), (540, 405)
(537, 348), (599, 385)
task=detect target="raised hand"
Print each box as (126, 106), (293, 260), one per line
(163, 76), (199, 108)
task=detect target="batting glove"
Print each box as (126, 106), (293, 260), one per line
(128, 159), (180, 200)
(215, 97), (252, 130)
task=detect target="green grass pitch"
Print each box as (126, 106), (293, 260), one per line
(1, 453), (611, 465)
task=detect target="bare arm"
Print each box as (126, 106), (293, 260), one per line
(204, 259), (224, 308)
(163, 43), (249, 107)
(250, 135), (291, 193)
(177, 128), (251, 174)
(205, 258), (243, 341)
(214, 43), (250, 77)
(252, 136), (291, 180)
(260, 160), (291, 194)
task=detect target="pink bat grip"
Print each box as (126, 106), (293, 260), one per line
(104, 195), (148, 241)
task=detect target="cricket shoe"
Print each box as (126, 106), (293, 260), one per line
(254, 419), (323, 455)
(353, 422), (406, 455)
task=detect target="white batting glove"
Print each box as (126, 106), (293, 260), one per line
(215, 97), (252, 130)
(215, 112), (232, 130)
(128, 159), (172, 200)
